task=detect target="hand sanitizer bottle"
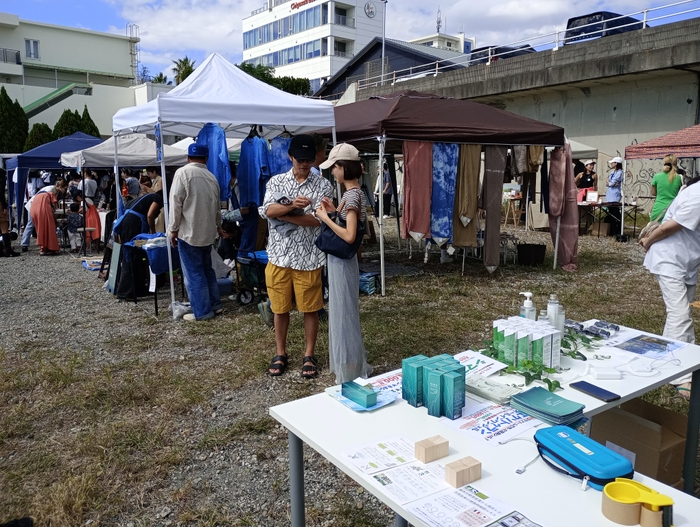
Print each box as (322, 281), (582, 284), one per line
(519, 292), (536, 320)
(547, 294), (560, 329)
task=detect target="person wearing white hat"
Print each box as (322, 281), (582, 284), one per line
(575, 159), (598, 203)
(315, 143), (373, 384)
(604, 157), (624, 236)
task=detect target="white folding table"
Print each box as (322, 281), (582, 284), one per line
(270, 334), (700, 527)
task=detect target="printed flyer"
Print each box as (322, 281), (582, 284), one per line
(370, 462), (450, 505)
(443, 402), (541, 445)
(341, 437), (416, 474)
(407, 485), (544, 527)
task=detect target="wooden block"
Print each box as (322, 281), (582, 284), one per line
(445, 456), (482, 488)
(415, 435), (449, 463)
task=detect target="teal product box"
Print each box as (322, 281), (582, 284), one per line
(516, 331), (531, 366)
(499, 328), (517, 366)
(341, 381), (377, 408)
(422, 361), (441, 406)
(402, 355), (428, 406)
(405, 357), (433, 407)
(426, 368), (445, 417)
(442, 370), (465, 420)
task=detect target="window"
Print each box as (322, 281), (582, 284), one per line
(25, 39), (39, 59)
(446, 42), (452, 48)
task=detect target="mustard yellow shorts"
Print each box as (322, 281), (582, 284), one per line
(265, 263), (324, 314)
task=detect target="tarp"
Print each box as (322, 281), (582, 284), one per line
(624, 124), (700, 160)
(172, 136), (243, 152)
(567, 139), (598, 160)
(6, 132), (103, 170)
(112, 53), (336, 138)
(315, 90), (565, 152)
(60, 134), (188, 168)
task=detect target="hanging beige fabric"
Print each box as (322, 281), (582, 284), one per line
(453, 144), (481, 247)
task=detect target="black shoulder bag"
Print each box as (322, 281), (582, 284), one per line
(315, 193), (365, 259)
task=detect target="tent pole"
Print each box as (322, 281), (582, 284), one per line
(553, 216), (561, 270)
(113, 136), (122, 219)
(79, 160), (86, 256)
(155, 122), (177, 307)
(331, 127), (341, 199)
(378, 136), (386, 296)
(620, 160), (626, 238)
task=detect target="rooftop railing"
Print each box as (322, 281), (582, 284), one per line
(353, 0), (700, 92)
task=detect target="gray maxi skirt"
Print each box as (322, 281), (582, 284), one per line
(327, 253), (373, 384)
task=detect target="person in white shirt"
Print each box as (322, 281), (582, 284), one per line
(640, 178), (700, 399)
(168, 144), (224, 321)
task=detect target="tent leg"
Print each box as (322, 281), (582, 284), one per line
(553, 216), (561, 270)
(378, 138), (386, 296)
(620, 160), (626, 238)
(156, 124), (177, 307)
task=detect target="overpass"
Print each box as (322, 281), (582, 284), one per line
(358, 17), (700, 197)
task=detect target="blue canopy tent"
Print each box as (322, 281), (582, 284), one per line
(6, 132), (103, 231)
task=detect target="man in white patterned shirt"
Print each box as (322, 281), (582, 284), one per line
(259, 134), (333, 378)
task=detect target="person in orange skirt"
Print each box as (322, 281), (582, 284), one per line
(71, 188), (102, 248)
(30, 186), (62, 255)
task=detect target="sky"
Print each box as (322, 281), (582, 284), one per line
(1, 0), (692, 79)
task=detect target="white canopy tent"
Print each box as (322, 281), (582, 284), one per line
(111, 53), (336, 307)
(60, 134), (188, 168)
(171, 136), (243, 153)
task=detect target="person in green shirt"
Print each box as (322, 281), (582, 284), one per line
(650, 154), (682, 221)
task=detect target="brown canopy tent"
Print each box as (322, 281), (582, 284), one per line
(625, 124), (700, 160)
(319, 90), (565, 152)
(316, 91), (567, 293)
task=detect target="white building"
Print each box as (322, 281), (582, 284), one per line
(242, 0), (385, 93)
(408, 33), (475, 54)
(0, 12), (171, 137)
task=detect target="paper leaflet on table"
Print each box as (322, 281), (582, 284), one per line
(443, 402), (542, 445)
(361, 350), (508, 398)
(407, 484), (544, 527)
(340, 436), (416, 474)
(370, 462), (450, 505)
(583, 321), (688, 359)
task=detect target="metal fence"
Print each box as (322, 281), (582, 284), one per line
(0, 48), (21, 65)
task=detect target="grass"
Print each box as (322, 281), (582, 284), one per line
(1, 227), (698, 526)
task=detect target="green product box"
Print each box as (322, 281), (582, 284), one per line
(341, 382), (377, 408)
(403, 357), (431, 407)
(426, 369), (445, 417)
(402, 355), (428, 405)
(493, 319), (506, 350)
(422, 362), (440, 406)
(517, 331), (531, 366)
(531, 332), (546, 367)
(442, 371), (465, 420)
(550, 330), (561, 370)
(499, 328), (517, 367)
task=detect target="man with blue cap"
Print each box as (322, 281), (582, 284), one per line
(168, 143), (223, 321)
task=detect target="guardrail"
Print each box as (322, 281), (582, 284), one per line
(251, 3), (268, 16)
(334, 15), (355, 28)
(0, 48), (21, 65)
(354, 0), (700, 91)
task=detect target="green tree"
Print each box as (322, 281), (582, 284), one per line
(236, 63), (311, 96)
(24, 123), (54, 151)
(152, 72), (172, 85)
(53, 108), (83, 139)
(80, 105), (101, 137)
(0, 87), (29, 152)
(172, 56), (196, 85)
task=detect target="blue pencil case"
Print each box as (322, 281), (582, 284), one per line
(534, 426), (634, 490)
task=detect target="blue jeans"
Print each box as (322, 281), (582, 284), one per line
(21, 214), (34, 247)
(178, 240), (221, 320)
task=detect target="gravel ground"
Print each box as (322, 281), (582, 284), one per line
(1, 222), (692, 527)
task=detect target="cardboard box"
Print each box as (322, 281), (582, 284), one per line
(594, 223), (610, 236)
(590, 398), (687, 486)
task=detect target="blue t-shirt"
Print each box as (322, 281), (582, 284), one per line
(269, 136), (293, 176)
(238, 136), (271, 207)
(606, 169), (623, 203)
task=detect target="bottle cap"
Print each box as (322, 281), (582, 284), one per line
(520, 292), (533, 307)
(549, 294), (558, 302)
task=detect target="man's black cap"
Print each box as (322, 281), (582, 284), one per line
(288, 134), (316, 161)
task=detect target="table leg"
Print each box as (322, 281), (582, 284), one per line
(682, 368), (700, 494)
(394, 514), (408, 527)
(289, 431), (305, 527)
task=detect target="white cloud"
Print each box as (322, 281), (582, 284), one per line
(103, 0), (664, 73)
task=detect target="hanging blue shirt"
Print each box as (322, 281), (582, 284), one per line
(238, 136), (271, 207)
(430, 143), (459, 244)
(195, 123), (230, 202)
(269, 136), (293, 176)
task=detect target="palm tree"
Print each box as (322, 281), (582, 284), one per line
(152, 72), (172, 85)
(172, 56), (196, 85)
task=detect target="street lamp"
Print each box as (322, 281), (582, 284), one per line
(380, 0), (387, 85)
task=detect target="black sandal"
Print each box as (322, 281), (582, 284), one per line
(268, 354), (288, 377)
(301, 356), (318, 379)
